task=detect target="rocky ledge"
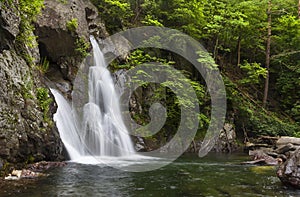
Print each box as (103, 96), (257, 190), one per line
(244, 136), (300, 188)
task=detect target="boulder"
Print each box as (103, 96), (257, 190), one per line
(277, 148), (300, 188)
(277, 137), (300, 146)
(275, 143), (296, 154)
(4, 169), (47, 180)
(213, 123), (238, 153)
(134, 137), (147, 152)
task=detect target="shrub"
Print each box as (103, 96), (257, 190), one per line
(66, 18), (78, 32)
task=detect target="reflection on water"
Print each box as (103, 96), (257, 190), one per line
(1, 153), (299, 197)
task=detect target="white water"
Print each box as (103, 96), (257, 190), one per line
(51, 36), (135, 162)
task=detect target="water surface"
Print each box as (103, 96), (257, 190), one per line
(1, 153), (299, 196)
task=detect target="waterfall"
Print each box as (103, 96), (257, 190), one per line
(51, 36), (135, 161)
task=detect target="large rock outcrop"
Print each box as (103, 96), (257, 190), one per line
(0, 0), (110, 169)
(35, 0), (107, 89)
(0, 0), (65, 168)
(0, 1), (20, 52)
(277, 148), (300, 188)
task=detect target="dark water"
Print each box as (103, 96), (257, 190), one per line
(1, 153), (299, 197)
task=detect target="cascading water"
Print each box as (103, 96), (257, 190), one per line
(51, 36), (135, 161)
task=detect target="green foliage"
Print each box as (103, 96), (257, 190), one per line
(15, 0), (44, 64)
(290, 103), (300, 124)
(23, 77), (34, 99)
(91, 0), (133, 32)
(66, 18), (78, 32)
(37, 57), (49, 74)
(120, 49), (210, 140)
(225, 76), (299, 137)
(141, 15), (163, 27)
(94, 0), (300, 138)
(36, 87), (53, 122)
(75, 37), (90, 58)
(112, 49), (174, 71)
(17, 0), (44, 43)
(276, 66), (300, 122)
(26, 155), (35, 164)
(239, 61), (267, 85)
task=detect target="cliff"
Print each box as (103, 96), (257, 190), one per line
(0, 0), (105, 170)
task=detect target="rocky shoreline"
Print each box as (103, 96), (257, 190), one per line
(3, 161), (66, 180)
(244, 136), (300, 188)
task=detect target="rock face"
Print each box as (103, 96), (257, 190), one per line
(0, 0), (67, 167)
(0, 1), (20, 52)
(277, 148), (300, 188)
(0, 49), (64, 164)
(0, 0), (109, 168)
(35, 0), (107, 85)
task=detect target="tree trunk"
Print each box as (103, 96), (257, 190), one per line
(237, 36), (241, 66)
(132, 0), (141, 24)
(263, 0), (272, 108)
(298, 0), (300, 19)
(214, 36), (219, 60)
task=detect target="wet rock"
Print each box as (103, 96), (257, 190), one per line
(135, 137), (147, 152)
(11, 170), (22, 178)
(4, 175), (19, 180)
(20, 169), (47, 179)
(27, 161), (67, 172)
(4, 169), (47, 180)
(277, 148), (300, 188)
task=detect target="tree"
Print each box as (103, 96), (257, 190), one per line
(263, 0), (272, 107)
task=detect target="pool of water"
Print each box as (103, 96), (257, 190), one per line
(1, 153), (299, 196)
